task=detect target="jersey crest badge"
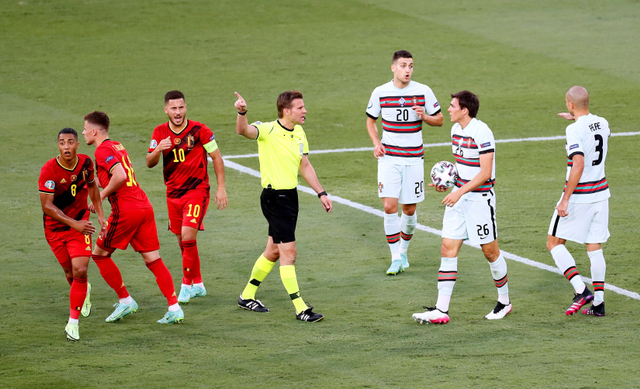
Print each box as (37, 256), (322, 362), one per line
(378, 182), (384, 193)
(45, 180), (55, 190)
(187, 134), (195, 150)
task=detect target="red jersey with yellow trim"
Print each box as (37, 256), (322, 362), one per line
(38, 154), (95, 232)
(148, 120), (216, 199)
(95, 139), (152, 213)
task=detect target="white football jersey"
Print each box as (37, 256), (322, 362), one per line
(564, 113), (611, 203)
(450, 118), (496, 201)
(366, 80), (441, 165)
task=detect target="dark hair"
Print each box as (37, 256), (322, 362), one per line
(393, 50), (413, 62)
(451, 90), (479, 118)
(277, 91), (304, 118)
(58, 127), (78, 140)
(165, 90), (185, 104)
(84, 111), (110, 131)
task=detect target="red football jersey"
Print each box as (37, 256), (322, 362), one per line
(148, 120), (216, 199)
(39, 154), (95, 232)
(95, 139), (152, 213)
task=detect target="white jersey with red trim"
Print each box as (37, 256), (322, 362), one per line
(366, 80), (441, 166)
(451, 118), (496, 201)
(563, 113), (610, 204)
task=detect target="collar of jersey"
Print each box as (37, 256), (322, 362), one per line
(277, 119), (294, 132)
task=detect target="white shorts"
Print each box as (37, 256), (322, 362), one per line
(548, 199), (609, 244)
(377, 160), (425, 204)
(441, 192), (497, 246)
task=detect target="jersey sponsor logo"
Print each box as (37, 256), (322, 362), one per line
(190, 218), (197, 223)
(569, 144), (579, 150)
(480, 142), (491, 148)
(45, 180), (55, 190)
(150, 139), (157, 149)
(105, 155), (114, 163)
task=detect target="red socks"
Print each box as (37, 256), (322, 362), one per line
(69, 277), (87, 320)
(181, 240), (199, 285)
(146, 258), (178, 305)
(92, 254), (129, 299)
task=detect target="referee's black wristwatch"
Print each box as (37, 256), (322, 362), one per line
(317, 191), (327, 198)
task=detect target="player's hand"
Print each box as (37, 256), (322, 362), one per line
(234, 92), (247, 113)
(320, 195), (333, 213)
(558, 112), (575, 120)
(73, 220), (96, 235)
(88, 202), (96, 213)
(555, 199), (569, 217)
(157, 136), (172, 151)
(214, 187), (228, 210)
(442, 190), (462, 207)
(429, 183), (450, 193)
(373, 143), (386, 159)
(412, 105), (425, 119)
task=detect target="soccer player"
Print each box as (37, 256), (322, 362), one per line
(412, 91), (512, 324)
(366, 50), (443, 275)
(82, 111), (183, 324)
(233, 91), (333, 322)
(146, 90), (227, 304)
(547, 86), (610, 317)
(39, 128), (106, 341)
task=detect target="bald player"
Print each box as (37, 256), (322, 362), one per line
(547, 86), (611, 317)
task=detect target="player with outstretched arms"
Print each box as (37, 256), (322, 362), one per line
(83, 111), (183, 324)
(39, 127), (105, 341)
(146, 90), (227, 305)
(547, 86), (611, 317)
(366, 50), (443, 275)
(413, 90), (512, 324)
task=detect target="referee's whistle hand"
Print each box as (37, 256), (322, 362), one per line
(321, 197), (333, 213)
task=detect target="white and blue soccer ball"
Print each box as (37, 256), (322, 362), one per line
(430, 161), (457, 188)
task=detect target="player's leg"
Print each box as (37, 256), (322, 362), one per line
(583, 200), (609, 316)
(65, 255), (89, 341)
(397, 163), (425, 269)
(140, 250), (183, 324)
(182, 226), (206, 300)
(239, 237), (277, 312)
(167, 197), (193, 303)
(378, 162), (403, 275)
(412, 237), (462, 325)
(481, 241), (512, 319)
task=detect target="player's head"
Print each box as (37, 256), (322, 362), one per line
(391, 50), (413, 86)
(449, 90), (479, 122)
(57, 128), (79, 161)
(82, 111), (110, 145)
(565, 86), (589, 115)
(164, 90), (187, 127)
(277, 91), (306, 124)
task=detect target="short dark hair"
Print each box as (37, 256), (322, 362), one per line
(451, 90), (479, 118)
(165, 90), (185, 104)
(393, 50), (412, 62)
(277, 91), (304, 118)
(58, 127), (78, 140)
(84, 111), (110, 131)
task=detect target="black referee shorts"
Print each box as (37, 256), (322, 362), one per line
(260, 187), (299, 244)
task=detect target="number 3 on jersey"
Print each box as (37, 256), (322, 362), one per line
(120, 156), (139, 187)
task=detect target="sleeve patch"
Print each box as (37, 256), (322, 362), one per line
(433, 102), (440, 109)
(569, 144), (579, 150)
(45, 180), (55, 190)
(209, 134), (215, 142)
(105, 155), (114, 164)
(480, 142), (492, 148)
(149, 139), (157, 149)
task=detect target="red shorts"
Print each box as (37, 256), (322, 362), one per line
(45, 228), (92, 267)
(97, 208), (160, 253)
(167, 191), (210, 235)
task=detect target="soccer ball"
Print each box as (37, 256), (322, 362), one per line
(430, 161), (457, 188)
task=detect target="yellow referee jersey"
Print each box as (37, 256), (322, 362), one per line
(252, 120), (309, 190)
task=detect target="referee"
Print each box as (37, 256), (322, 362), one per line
(233, 91), (332, 322)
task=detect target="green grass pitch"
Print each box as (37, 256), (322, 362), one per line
(1, 0), (640, 387)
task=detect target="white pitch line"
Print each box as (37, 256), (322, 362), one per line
(223, 158), (640, 301)
(223, 131), (640, 160)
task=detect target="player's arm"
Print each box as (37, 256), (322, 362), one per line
(422, 111), (444, 127)
(208, 148), (228, 210)
(99, 164), (128, 200)
(146, 136), (172, 168)
(366, 117), (385, 158)
(39, 193), (96, 235)
(299, 155), (332, 213)
(442, 152), (493, 206)
(556, 154), (584, 217)
(87, 180), (106, 229)
(234, 92), (258, 139)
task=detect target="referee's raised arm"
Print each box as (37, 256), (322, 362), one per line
(234, 92), (258, 139)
